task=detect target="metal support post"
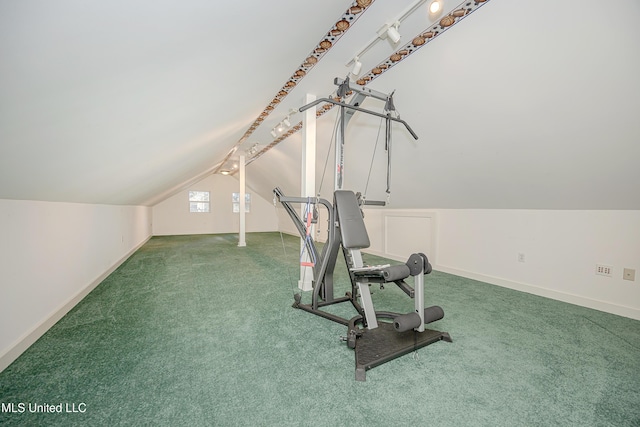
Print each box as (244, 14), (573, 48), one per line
(238, 154), (246, 247)
(299, 93), (316, 291)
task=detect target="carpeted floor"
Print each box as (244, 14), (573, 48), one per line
(1, 232), (639, 426)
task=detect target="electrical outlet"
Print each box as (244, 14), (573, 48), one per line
(517, 253), (525, 263)
(595, 264), (612, 277)
(623, 268), (635, 281)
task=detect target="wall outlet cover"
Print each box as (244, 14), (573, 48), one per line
(623, 268), (635, 281)
(596, 264), (613, 277)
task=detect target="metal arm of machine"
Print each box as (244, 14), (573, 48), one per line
(333, 77), (390, 103)
(273, 187), (338, 308)
(298, 97), (419, 141)
(362, 200), (386, 206)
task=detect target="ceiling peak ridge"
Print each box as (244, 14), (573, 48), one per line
(213, 0), (376, 174)
(243, 0), (493, 164)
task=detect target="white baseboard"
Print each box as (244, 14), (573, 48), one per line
(301, 243), (640, 321)
(0, 236), (152, 373)
(436, 265), (640, 321)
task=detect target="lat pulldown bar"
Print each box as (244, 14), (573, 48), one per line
(298, 97), (418, 140)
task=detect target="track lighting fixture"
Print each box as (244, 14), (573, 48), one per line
(350, 56), (362, 76)
(246, 143), (261, 156)
(272, 116), (293, 139)
(219, 157), (241, 175)
(345, 0), (440, 73)
(429, 0), (442, 16)
(386, 22), (401, 44)
(270, 110), (298, 140)
(375, 21), (402, 44)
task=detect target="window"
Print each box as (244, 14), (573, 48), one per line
(189, 191), (210, 213)
(232, 193), (251, 213)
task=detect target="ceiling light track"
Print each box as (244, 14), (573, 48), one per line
(347, 0), (442, 73)
(213, 0), (376, 174)
(354, 0), (490, 86)
(270, 0), (491, 153)
(233, 0), (493, 170)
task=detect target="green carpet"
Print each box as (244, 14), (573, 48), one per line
(1, 233), (639, 426)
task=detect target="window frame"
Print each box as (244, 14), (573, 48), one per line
(188, 191), (210, 213)
(232, 192), (251, 213)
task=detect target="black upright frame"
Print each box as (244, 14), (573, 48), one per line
(274, 187), (362, 326)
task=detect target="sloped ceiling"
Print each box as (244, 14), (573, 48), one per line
(0, 0), (352, 205)
(1, 0), (639, 209)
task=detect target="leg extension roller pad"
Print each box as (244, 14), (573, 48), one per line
(393, 306), (444, 332)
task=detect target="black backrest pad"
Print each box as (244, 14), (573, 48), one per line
(334, 190), (370, 249)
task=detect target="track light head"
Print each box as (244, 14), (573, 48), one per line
(245, 143), (258, 156)
(386, 23), (401, 44)
(270, 129), (277, 138)
(351, 57), (362, 76)
(283, 117), (291, 127)
(429, 0), (441, 14)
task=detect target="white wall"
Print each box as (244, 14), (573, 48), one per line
(152, 174), (278, 236)
(360, 208), (640, 320)
(246, 0), (640, 212)
(0, 199), (152, 371)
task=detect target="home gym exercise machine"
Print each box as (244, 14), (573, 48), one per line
(274, 78), (451, 381)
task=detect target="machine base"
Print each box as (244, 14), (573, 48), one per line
(352, 321), (452, 381)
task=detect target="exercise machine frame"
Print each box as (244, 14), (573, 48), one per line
(275, 188), (451, 381)
(275, 78), (451, 380)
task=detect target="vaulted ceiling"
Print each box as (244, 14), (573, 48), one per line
(1, 0), (639, 209)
